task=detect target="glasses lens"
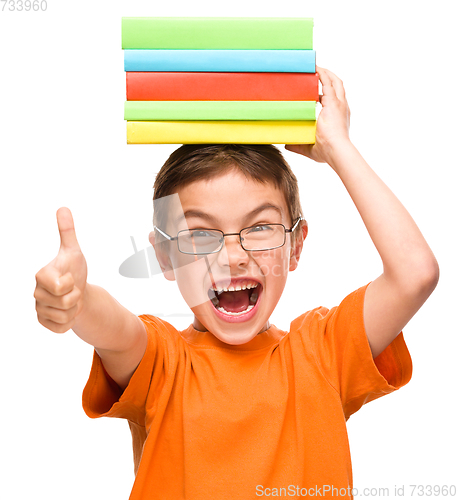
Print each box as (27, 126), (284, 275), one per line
(178, 229), (223, 254)
(241, 224), (285, 251)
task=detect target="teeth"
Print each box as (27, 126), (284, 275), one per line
(211, 281), (259, 292)
(249, 292), (258, 304)
(217, 305), (254, 316)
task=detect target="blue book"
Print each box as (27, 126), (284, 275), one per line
(123, 49), (316, 73)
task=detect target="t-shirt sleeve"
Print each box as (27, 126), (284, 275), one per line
(294, 283), (413, 420)
(82, 315), (168, 427)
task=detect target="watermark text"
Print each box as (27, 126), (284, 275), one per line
(255, 484), (457, 497)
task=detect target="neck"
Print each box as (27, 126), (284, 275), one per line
(192, 316), (270, 335)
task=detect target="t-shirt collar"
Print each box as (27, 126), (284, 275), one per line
(180, 324), (286, 351)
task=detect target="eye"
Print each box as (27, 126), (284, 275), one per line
(190, 229), (215, 238)
(246, 224), (273, 234)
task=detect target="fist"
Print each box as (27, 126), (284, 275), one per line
(286, 66), (351, 165)
(34, 207), (88, 333)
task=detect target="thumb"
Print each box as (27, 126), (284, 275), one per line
(56, 207), (80, 251)
(285, 144), (313, 158)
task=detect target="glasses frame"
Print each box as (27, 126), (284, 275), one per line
(154, 217), (304, 255)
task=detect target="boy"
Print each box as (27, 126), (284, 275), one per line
(34, 68), (439, 499)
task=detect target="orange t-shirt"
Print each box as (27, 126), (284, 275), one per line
(83, 284), (412, 499)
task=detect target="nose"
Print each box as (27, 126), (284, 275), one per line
(216, 233), (249, 269)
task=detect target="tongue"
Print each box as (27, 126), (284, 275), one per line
(218, 289), (250, 312)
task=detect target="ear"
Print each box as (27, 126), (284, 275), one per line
(149, 230), (176, 281)
(289, 220), (308, 272)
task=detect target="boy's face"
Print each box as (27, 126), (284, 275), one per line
(151, 169), (307, 345)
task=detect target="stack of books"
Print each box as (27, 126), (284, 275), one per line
(122, 17), (318, 144)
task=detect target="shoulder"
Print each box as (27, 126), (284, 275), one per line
(289, 305), (334, 341)
(139, 314), (177, 333)
(289, 285), (370, 342)
(137, 314), (188, 355)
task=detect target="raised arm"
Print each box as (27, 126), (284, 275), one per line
(34, 207), (147, 390)
(286, 67), (439, 359)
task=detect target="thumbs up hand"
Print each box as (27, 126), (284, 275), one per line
(34, 207), (88, 333)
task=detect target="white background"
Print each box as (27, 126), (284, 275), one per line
(1, 0), (457, 498)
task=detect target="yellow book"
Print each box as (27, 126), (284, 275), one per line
(126, 121), (316, 144)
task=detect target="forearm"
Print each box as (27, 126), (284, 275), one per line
(328, 139), (439, 289)
(72, 283), (140, 352)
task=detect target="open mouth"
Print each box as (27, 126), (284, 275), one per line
(207, 279), (261, 318)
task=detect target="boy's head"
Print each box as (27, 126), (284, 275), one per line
(150, 144), (308, 345)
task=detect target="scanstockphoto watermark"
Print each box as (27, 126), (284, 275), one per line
(119, 235), (291, 279)
(256, 485), (354, 497)
(1, 0), (47, 11)
(119, 193), (299, 279)
(255, 484), (457, 497)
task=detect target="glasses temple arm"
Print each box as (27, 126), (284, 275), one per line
(286, 217), (304, 233)
(153, 226), (176, 241)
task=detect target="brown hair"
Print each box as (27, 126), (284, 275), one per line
(153, 144), (303, 234)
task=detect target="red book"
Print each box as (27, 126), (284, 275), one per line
(126, 72), (319, 101)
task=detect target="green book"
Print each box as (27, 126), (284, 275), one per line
(122, 17), (313, 50)
(124, 101), (316, 121)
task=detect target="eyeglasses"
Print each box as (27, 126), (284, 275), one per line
(154, 217), (304, 255)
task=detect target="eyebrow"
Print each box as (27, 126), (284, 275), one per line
(175, 203), (284, 226)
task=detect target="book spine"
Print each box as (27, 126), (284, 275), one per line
(126, 72), (319, 101)
(122, 17), (313, 50)
(126, 121), (316, 144)
(124, 101), (316, 121)
(124, 50), (316, 73)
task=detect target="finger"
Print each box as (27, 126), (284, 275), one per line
(34, 284), (81, 309)
(57, 207), (80, 251)
(36, 315), (76, 334)
(320, 95), (334, 107)
(319, 67), (346, 102)
(35, 265), (74, 296)
(316, 67), (336, 99)
(36, 302), (79, 325)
